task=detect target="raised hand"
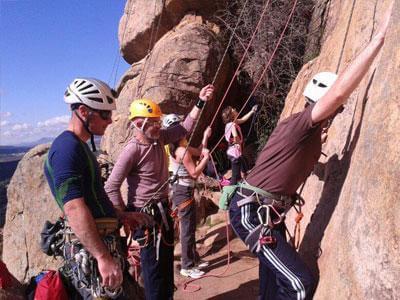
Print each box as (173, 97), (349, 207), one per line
(203, 126), (212, 139)
(201, 148), (210, 159)
(199, 84), (215, 101)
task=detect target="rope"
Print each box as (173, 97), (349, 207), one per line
(211, 0), (251, 86)
(214, 15), (247, 52)
(180, 154), (234, 292)
(141, 0), (280, 211)
(133, 0), (255, 209)
(335, 0), (357, 73)
(183, 211), (232, 292)
(211, 0), (299, 155)
(209, 0), (272, 128)
(108, 0), (135, 86)
(244, 101), (261, 143)
(135, 0), (166, 98)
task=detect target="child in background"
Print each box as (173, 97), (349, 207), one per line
(163, 114), (212, 279)
(221, 105), (257, 185)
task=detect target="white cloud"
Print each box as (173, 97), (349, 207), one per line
(0, 114), (70, 145)
(0, 111), (12, 118)
(11, 123), (30, 131)
(37, 115), (69, 128)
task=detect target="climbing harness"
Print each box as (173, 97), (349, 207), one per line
(182, 0), (302, 275)
(62, 218), (124, 299)
(125, 198), (179, 283)
(235, 181), (305, 253)
(170, 198), (194, 219)
(140, 0), (274, 212)
(123, 0), (300, 293)
(40, 218), (125, 299)
(208, 0), (273, 129)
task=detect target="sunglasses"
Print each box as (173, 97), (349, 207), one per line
(145, 119), (162, 127)
(91, 109), (112, 120)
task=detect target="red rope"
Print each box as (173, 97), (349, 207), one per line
(182, 212), (232, 293)
(182, 155), (233, 292)
(181, 1), (300, 291)
(208, 0), (272, 128)
(211, 0), (299, 155)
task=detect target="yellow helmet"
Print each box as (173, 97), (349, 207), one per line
(129, 99), (162, 120)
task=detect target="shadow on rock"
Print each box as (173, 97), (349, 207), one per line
(299, 72), (375, 295)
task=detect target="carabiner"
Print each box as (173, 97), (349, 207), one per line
(257, 205), (271, 227)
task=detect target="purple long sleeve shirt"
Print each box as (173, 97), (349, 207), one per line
(105, 115), (196, 208)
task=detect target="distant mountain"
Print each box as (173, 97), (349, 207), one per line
(0, 137), (54, 155)
(1, 135), (102, 154)
(0, 145), (31, 155)
(17, 137), (54, 147)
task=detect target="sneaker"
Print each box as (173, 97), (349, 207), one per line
(197, 260), (209, 269)
(180, 268), (205, 279)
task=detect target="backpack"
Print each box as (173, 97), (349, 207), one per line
(218, 184), (238, 210)
(34, 270), (68, 300)
(40, 218), (65, 256)
(0, 260), (13, 289)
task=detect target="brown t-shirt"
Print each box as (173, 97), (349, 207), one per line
(246, 104), (322, 196)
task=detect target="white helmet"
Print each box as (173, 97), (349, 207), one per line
(64, 78), (116, 110)
(162, 114), (181, 128)
(303, 72), (338, 103)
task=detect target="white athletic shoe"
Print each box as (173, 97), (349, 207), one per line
(180, 268), (205, 279)
(197, 260), (210, 269)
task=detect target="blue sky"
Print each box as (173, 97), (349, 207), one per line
(0, 0), (129, 145)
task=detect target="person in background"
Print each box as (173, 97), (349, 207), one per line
(44, 77), (152, 299)
(163, 114), (212, 279)
(228, 6), (392, 299)
(105, 85), (214, 300)
(221, 104), (258, 185)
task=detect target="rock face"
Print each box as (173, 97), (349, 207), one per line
(282, 1), (399, 299)
(104, 14), (231, 161)
(119, 0), (227, 63)
(3, 1), (398, 298)
(2, 145), (61, 282)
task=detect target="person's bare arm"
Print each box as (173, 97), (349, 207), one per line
(312, 5), (392, 124)
(190, 126), (212, 156)
(64, 198), (122, 289)
(237, 106), (257, 125)
(178, 147), (210, 179)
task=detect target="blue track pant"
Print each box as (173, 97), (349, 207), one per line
(229, 192), (315, 300)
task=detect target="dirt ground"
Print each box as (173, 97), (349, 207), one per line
(174, 228), (260, 300)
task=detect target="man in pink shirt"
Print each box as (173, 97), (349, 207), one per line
(105, 85), (214, 300)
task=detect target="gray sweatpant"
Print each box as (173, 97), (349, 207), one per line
(172, 184), (196, 269)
